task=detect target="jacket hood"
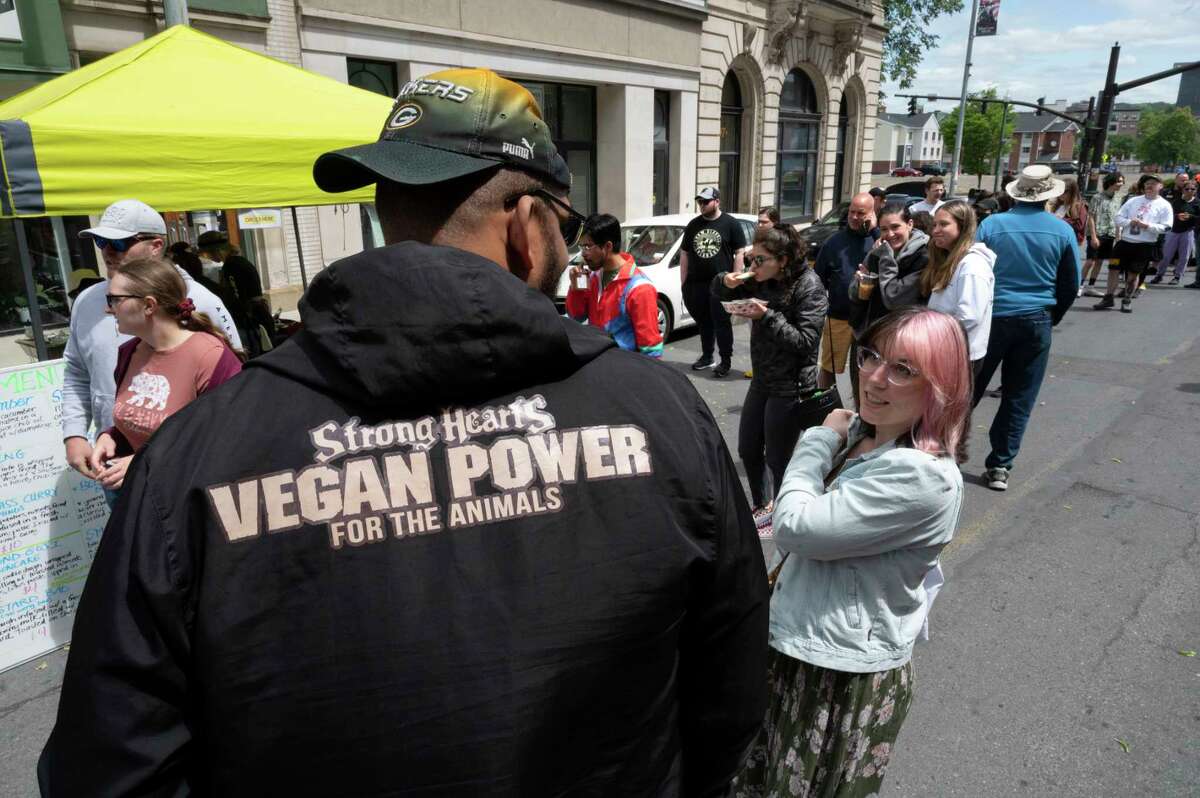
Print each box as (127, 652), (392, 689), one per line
(963, 241), (997, 270)
(896, 229), (929, 261)
(249, 241), (614, 409)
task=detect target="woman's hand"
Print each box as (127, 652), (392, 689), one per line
(1090, 235), (1100, 249)
(736, 298), (768, 320)
(87, 433), (117, 477)
(722, 271), (742, 290)
(822, 408), (855, 444)
(96, 455), (132, 491)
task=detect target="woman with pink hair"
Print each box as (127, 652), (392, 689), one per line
(736, 306), (970, 797)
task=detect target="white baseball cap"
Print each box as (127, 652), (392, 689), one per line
(79, 199), (167, 240)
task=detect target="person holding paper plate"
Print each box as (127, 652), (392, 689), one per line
(711, 223), (828, 532)
(88, 257), (244, 494)
(735, 307), (969, 797)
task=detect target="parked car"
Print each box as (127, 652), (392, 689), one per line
(1034, 160), (1078, 175)
(795, 202), (849, 261)
(891, 165), (921, 177)
(553, 212), (758, 340)
(919, 163), (946, 176)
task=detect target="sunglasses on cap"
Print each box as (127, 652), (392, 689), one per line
(508, 188), (587, 248)
(92, 234), (159, 253)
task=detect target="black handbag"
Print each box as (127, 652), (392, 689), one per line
(791, 385), (843, 430)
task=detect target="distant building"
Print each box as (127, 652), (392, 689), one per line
(872, 112), (943, 173)
(1008, 112), (1080, 171)
(1176, 63), (1200, 116)
(1066, 100), (1140, 138)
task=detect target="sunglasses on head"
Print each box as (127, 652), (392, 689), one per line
(92, 234), (157, 252)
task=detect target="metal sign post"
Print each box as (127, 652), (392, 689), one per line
(948, 0), (981, 197)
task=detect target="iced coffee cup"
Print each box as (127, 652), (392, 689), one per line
(858, 272), (878, 300)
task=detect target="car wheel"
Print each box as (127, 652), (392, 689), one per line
(657, 298), (673, 341)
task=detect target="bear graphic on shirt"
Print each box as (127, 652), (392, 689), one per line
(127, 372), (170, 411)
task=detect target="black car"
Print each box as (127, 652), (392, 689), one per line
(920, 163), (947, 176)
(796, 202), (849, 261)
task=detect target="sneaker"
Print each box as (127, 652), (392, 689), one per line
(1150, 275), (1163, 284)
(1093, 295), (1115, 310)
(1087, 278), (1097, 286)
(691, 355), (715, 371)
(753, 503), (774, 537)
(743, 369), (753, 379)
(1170, 276), (1181, 285)
(1186, 282), (1200, 289)
(1077, 286), (1084, 297)
(1138, 282), (1148, 293)
(1120, 296), (1132, 313)
(1083, 287), (1103, 297)
(985, 467), (1009, 491)
(713, 360), (732, 378)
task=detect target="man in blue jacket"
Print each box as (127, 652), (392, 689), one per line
(973, 165), (1081, 491)
(814, 191), (878, 400)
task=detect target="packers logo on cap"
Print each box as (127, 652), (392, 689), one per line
(388, 103), (422, 130)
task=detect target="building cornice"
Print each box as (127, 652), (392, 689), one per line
(60, 0), (270, 31)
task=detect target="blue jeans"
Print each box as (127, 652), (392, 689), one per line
(972, 310), (1053, 470)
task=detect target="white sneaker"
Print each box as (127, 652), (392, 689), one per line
(985, 467), (1010, 491)
(1077, 286), (1084, 297)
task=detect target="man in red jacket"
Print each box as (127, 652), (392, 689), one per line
(566, 213), (663, 357)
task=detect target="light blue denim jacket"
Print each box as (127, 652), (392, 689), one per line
(769, 420), (963, 673)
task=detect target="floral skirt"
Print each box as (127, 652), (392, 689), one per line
(733, 648), (915, 798)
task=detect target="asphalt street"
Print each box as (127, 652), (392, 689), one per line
(2, 273), (1198, 796)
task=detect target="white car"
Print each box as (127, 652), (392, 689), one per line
(553, 212), (759, 339)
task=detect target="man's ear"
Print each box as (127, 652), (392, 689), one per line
(504, 194), (541, 283)
(149, 238), (165, 257)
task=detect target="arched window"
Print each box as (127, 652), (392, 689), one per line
(833, 97), (850, 205)
(776, 69), (821, 221)
(719, 73), (743, 212)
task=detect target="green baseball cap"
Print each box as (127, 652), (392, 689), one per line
(314, 68), (571, 193)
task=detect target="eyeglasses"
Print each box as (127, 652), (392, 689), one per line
(748, 254), (776, 268)
(104, 293), (143, 308)
(857, 345), (921, 387)
(510, 188), (587, 248)
(92, 234), (157, 252)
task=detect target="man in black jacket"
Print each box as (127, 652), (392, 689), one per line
(40, 67), (768, 797)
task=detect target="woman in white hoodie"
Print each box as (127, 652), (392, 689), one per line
(925, 200), (996, 374)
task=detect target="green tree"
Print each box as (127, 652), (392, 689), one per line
(939, 90), (1015, 188)
(1135, 108), (1200, 166)
(1105, 133), (1137, 160)
(881, 0), (965, 89)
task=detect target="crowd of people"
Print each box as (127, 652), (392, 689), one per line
(39, 67), (1175, 796)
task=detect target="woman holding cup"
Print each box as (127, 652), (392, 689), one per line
(924, 200), (996, 374)
(848, 203), (931, 339)
(711, 224), (827, 527)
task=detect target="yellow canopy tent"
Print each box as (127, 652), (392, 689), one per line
(0, 24), (392, 217)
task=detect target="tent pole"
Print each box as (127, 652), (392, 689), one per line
(49, 217), (75, 309)
(291, 207), (308, 289)
(164, 0), (189, 27)
(14, 219), (49, 361)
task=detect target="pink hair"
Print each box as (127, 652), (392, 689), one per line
(863, 307), (972, 463)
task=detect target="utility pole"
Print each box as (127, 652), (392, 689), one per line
(948, 0), (981, 197)
(991, 99), (1010, 193)
(1086, 44), (1121, 194)
(164, 0), (189, 27)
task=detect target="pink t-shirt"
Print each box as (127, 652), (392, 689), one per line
(113, 333), (228, 451)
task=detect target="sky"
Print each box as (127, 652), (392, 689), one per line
(880, 0), (1200, 114)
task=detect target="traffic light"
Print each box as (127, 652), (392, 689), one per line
(1036, 97), (1045, 116)
(908, 96), (918, 116)
(979, 100), (989, 114)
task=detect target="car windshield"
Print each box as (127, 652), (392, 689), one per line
(624, 225), (684, 267)
(816, 203), (849, 226)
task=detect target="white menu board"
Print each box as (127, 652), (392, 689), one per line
(0, 359), (109, 673)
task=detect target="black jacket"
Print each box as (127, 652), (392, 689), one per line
(813, 226), (879, 320)
(711, 268), (826, 397)
(40, 243), (768, 797)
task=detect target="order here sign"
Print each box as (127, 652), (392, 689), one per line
(0, 360), (109, 673)
(237, 208), (283, 229)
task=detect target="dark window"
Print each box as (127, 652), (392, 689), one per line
(833, 98), (850, 204)
(719, 73), (742, 213)
(516, 81), (597, 217)
(776, 69), (821, 223)
(653, 91), (670, 217)
(347, 58), (397, 98)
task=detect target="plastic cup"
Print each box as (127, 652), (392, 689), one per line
(858, 273), (878, 300)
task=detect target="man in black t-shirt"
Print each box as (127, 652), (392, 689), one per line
(681, 187), (747, 377)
